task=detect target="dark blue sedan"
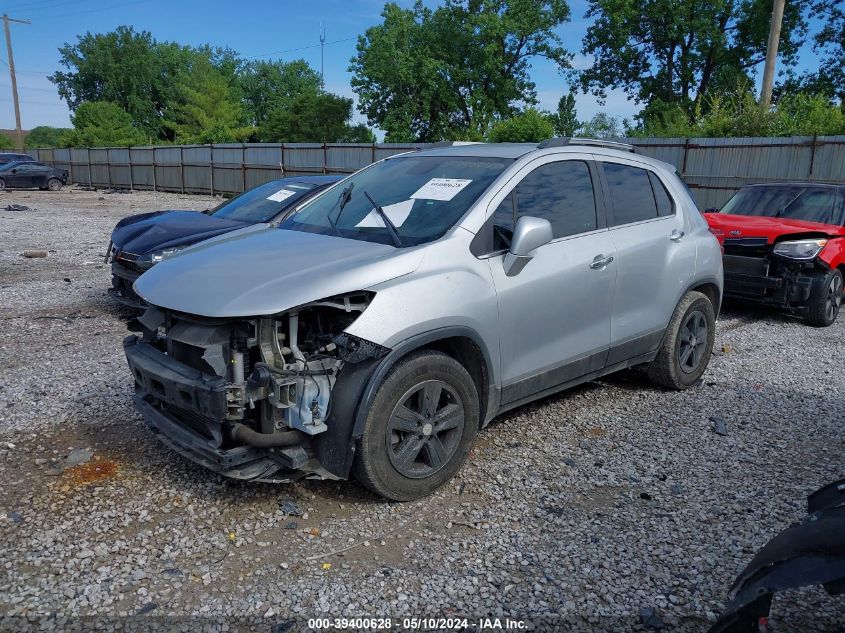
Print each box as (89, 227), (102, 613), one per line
(108, 175), (342, 307)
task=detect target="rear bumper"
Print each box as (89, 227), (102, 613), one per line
(124, 336), (306, 482)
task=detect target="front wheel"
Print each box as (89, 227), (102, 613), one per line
(647, 291), (716, 390)
(353, 351), (480, 501)
(47, 178), (63, 191)
(806, 268), (842, 327)
(0, 178), (6, 191)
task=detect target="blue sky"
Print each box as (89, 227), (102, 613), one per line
(0, 0), (824, 134)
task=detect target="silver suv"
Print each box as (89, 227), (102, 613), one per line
(124, 140), (723, 500)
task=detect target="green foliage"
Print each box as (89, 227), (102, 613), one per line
(350, 0), (571, 142)
(260, 93), (374, 143)
(164, 54), (252, 144)
(632, 88), (845, 137)
(578, 112), (623, 139)
(0, 134), (14, 150)
(488, 109), (555, 142)
(25, 126), (72, 148)
(580, 0), (806, 115)
(240, 59), (322, 129)
(548, 92), (579, 137)
(60, 101), (145, 147)
(783, 1), (845, 102)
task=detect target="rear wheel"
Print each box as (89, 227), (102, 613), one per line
(806, 268), (842, 327)
(353, 351), (479, 501)
(47, 178), (62, 191)
(647, 291), (716, 390)
(0, 178), (6, 191)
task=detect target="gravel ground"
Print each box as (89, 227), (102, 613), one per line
(0, 187), (843, 632)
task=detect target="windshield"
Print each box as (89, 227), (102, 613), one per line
(280, 155), (511, 247)
(720, 186), (843, 225)
(211, 180), (319, 223)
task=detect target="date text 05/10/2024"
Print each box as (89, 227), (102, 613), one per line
(307, 617), (528, 630)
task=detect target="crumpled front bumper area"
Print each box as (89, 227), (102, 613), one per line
(723, 254), (813, 306)
(124, 335), (303, 482)
(109, 260), (146, 309)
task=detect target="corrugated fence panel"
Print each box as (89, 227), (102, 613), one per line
(283, 144), (324, 174)
(107, 148), (131, 188)
(811, 135), (845, 182)
(129, 147), (154, 189)
(182, 145), (212, 194)
(244, 144), (283, 189)
(326, 144), (373, 173)
(30, 137), (845, 202)
(88, 148), (110, 187)
(153, 146), (182, 192)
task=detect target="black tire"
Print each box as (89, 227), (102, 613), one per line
(353, 351), (479, 501)
(647, 291), (716, 390)
(0, 178), (6, 192)
(47, 178), (62, 191)
(805, 268), (843, 327)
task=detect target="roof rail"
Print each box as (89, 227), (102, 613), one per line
(427, 140), (486, 148)
(537, 137), (635, 153)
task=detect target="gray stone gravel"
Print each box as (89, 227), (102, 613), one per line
(1, 187), (843, 631)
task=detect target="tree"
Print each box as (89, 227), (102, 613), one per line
(164, 54), (251, 144)
(547, 92), (579, 137)
(579, 0), (807, 121)
(784, 1), (845, 101)
(350, 0), (571, 142)
(25, 126), (72, 148)
(488, 108), (555, 142)
(60, 101), (145, 147)
(259, 93), (375, 143)
(578, 113), (623, 139)
(0, 134), (13, 150)
(239, 59), (322, 128)
(50, 26), (193, 139)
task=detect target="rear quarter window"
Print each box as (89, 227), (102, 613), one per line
(603, 163), (659, 225)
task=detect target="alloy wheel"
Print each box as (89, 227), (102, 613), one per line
(386, 379), (465, 479)
(826, 274), (843, 322)
(678, 310), (708, 374)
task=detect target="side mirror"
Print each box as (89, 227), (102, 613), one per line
(703, 207), (718, 213)
(11, 169), (16, 174)
(503, 215), (553, 276)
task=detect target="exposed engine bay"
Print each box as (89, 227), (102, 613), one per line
(124, 291), (389, 481)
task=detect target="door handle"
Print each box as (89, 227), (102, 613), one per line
(589, 255), (614, 270)
(670, 229), (685, 242)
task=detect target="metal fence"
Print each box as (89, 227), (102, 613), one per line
(25, 136), (845, 209)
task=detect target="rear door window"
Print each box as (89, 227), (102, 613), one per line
(510, 160), (598, 239)
(603, 163), (660, 226)
(649, 172), (674, 216)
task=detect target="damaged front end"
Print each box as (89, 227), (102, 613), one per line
(123, 292), (388, 482)
(708, 479), (845, 632)
(721, 237), (829, 310)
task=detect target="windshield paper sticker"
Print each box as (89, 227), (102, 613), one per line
(410, 178), (472, 201)
(355, 199), (414, 228)
(267, 188), (297, 202)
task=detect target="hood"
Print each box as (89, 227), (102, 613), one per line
(705, 212), (845, 243)
(134, 229), (425, 317)
(110, 210), (248, 254)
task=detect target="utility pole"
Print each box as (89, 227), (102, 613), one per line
(760, 0), (785, 110)
(319, 21), (325, 90)
(3, 14), (29, 151)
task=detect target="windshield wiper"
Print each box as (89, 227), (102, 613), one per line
(364, 190), (403, 248)
(328, 183), (355, 236)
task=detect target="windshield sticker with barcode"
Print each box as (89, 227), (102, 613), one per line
(267, 188), (297, 202)
(410, 178), (472, 201)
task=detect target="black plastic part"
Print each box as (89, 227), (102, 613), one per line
(313, 357), (381, 478)
(808, 478), (845, 514)
(228, 423), (304, 448)
(708, 488), (845, 633)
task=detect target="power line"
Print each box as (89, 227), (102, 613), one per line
(244, 36), (357, 61)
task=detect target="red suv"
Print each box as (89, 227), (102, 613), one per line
(704, 183), (845, 326)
